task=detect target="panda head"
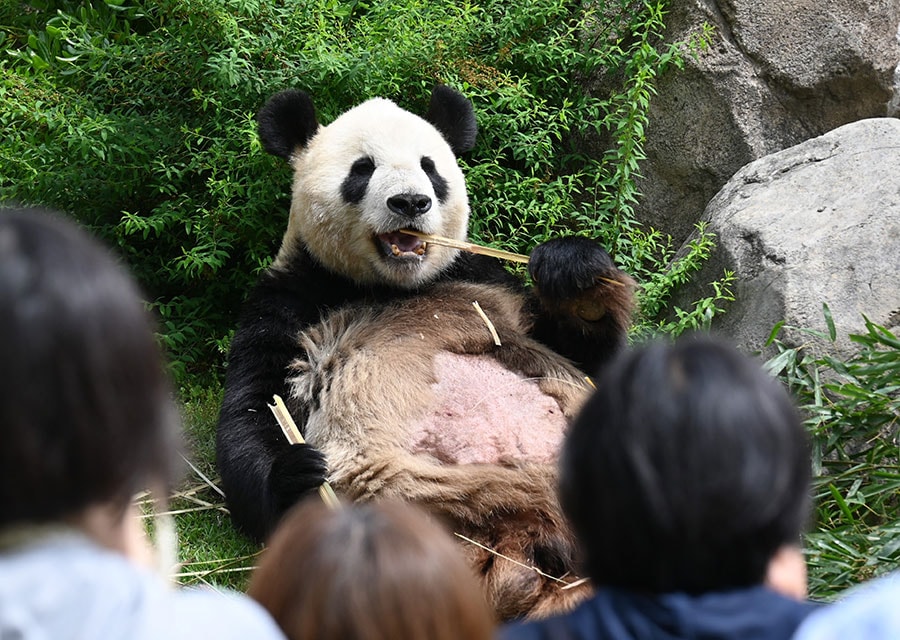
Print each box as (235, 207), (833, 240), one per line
(258, 86), (477, 288)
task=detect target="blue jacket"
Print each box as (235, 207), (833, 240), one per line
(498, 586), (817, 640)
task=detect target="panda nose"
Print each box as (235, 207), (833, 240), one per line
(387, 193), (432, 218)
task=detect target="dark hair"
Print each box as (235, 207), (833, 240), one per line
(0, 208), (178, 527)
(249, 499), (495, 640)
(560, 336), (811, 594)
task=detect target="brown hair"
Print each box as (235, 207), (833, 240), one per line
(249, 499), (495, 640)
(0, 208), (179, 526)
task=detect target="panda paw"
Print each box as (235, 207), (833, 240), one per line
(269, 443), (329, 514)
(529, 237), (615, 298)
(528, 236), (633, 323)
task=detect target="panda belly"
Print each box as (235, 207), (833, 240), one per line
(406, 351), (568, 465)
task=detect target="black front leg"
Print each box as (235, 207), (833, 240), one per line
(216, 269), (333, 542)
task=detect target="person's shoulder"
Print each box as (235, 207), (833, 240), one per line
(746, 587), (820, 635)
(65, 538), (286, 639)
(496, 595), (599, 640)
(794, 573), (900, 640)
(496, 619), (556, 640)
(0, 534), (285, 640)
(162, 586), (286, 639)
(496, 620), (543, 640)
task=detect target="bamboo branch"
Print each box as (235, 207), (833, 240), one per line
(400, 229), (530, 263)
(472, 301), (502, 346)
(401, 229), (624, 287)
(268, 394), (341, 510)
(454, 533), (571, 585)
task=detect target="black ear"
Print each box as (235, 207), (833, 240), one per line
(424, 85), (477, 156)
(257, 89), (319, 161)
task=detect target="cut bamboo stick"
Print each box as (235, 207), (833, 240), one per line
(472, 301), (502, 346)
(400, 229), (530, 263)
(454, 532), (572, 585)
(268, 394), (341, 510)
(400, 229), (625, 287)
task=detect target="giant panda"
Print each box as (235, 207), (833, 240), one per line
(216, 85), (635, 620)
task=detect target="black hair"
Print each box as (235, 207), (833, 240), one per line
(559, 336), (811, 594)
(0, 207), (179, 527)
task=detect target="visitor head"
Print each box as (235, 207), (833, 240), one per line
(0, 207), (178, 553)
(249, 498), (495, 640)
(560, 336), (811, 595)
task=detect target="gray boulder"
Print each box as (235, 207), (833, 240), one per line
(675, 118), (900, 357)
(614, 0), (900, 244)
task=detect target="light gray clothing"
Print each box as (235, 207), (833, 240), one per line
(0, 531), (285, 640)
(793, 572), (900, 640)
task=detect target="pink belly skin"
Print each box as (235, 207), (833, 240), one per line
(405, 352), (568, 465)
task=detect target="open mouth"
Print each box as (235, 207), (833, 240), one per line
(375, 230), (428, 259)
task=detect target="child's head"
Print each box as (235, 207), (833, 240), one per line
(0, 208), (178, 528)
(560, 336), (810, 594)
(249, 499), (495, 640)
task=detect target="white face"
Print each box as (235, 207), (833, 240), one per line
(275, 98), (470, 288)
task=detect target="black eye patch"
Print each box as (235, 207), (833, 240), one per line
(421, 156), (448, 203)
(341, 156), (376, 204)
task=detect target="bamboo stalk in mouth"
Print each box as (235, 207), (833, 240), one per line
(400, 229), (530, 263)
(400, 229), (625, 288)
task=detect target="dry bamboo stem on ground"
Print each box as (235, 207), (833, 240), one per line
(269, 394), (342, 509)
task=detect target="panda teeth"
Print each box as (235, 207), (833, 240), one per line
(389, 241), (427, 257)
(391, 242), (428, 257)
